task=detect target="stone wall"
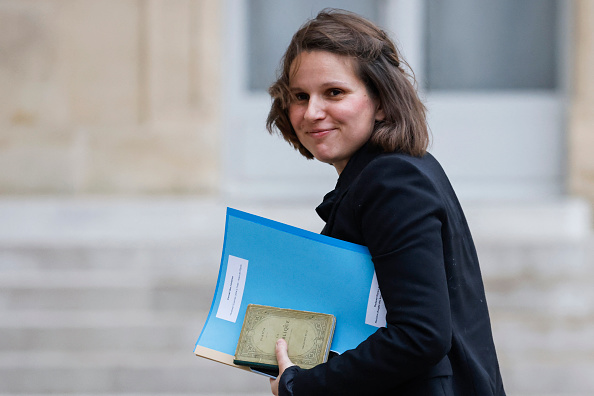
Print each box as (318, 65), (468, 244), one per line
(0, 0), (221, 194)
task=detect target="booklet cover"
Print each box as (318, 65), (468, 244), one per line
(194, 208), (387, 374)
(234, 304), (336, 373)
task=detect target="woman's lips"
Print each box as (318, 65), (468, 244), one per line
(308, 128), (335, 138)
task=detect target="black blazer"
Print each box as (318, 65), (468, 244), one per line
(279, 145), (505, 396)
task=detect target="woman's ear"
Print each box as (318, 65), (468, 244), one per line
(375, 103), (386, 121)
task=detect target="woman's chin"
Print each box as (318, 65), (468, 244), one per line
(313, 155), (334, 166)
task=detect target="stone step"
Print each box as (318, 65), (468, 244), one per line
(1, 235), (589, 276)
(0, 197), (591, 395)
(484, 275), (594, 318)
(0, 394), (580, 396)
(476, 238), (592, 281)
(501, 355), (594, 396)
(0, 243), (223, 272)
(0, 198), (324, 248)
(0, 394), (269, 396)
(0, 310), (208, 353)
(0, 270), (218, 311)
(1, 348), (592, 395)
(0, 351), (270, 394)
(491, 312), (594, 358)
(0, 269), (218, 286)
(0, 266), (578, 318)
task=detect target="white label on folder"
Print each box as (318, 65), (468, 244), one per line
(365, 271), (387, 328)
(216, 255), (248, 323)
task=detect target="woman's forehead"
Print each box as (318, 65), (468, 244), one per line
(288, 51), (358, 84)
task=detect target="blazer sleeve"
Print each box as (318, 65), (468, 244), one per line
(279, 156), (453, 396)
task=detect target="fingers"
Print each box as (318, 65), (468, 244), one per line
(275, 338), (294, 371)
(270, 377), (279, 395)
(270, 339), (296, 396)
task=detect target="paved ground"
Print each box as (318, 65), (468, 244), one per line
(0, 196), (592, 395)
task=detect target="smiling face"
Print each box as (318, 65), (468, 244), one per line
(288, 51), (385, 174)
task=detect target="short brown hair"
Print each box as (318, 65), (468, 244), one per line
(266, 9), (429, 158)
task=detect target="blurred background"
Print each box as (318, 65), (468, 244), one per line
(1, 0), (593, 395)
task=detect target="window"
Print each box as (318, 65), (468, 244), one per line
(247, 0), (383, 91)
(425, 0), (559, 91)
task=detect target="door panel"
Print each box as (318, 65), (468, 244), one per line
(223, 0), (385, 200)
(223, 0), (568, 201)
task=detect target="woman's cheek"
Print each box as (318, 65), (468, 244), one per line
(288, 106), (302, 131)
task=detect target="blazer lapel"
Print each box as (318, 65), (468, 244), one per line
(317, 144), (381, 236)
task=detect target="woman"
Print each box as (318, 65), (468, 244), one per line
(266, 9), (505, 396)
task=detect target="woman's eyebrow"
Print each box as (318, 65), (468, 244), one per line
(289, 81), (350, 90)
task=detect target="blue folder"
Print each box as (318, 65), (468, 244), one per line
(194, 208), (385, 371)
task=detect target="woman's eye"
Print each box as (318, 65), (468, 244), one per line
(294, 93), (309, 101)
(328, 89), (343, 97)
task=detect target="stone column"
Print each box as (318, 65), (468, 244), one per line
(569, 0), (594, 208)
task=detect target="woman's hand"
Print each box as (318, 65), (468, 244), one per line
(269, 339), (296, 395)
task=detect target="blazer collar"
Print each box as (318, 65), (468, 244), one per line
(315, 143), (381, 223)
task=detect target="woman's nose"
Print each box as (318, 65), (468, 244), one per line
(304, 97), (325, 121)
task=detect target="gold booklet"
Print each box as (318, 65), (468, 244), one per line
(234, 304), (336, 372)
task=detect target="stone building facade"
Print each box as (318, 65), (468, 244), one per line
(0, 0), (592, 206)
(1, 1), (594, 396)
(0, 0), (220, 194)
